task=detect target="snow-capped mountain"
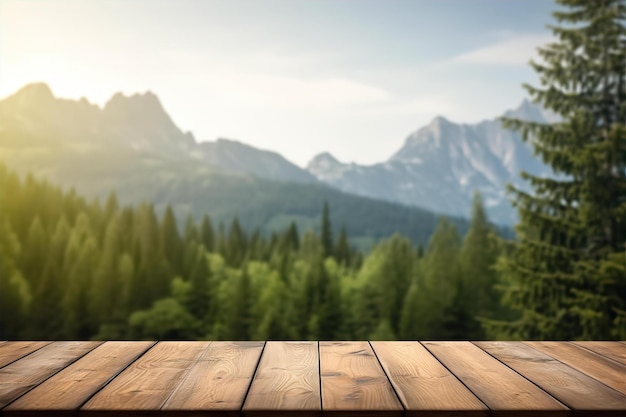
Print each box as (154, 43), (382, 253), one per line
(307, 99), (555, 225)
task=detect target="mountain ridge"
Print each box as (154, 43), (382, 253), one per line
(1, 83), (312, 183)
(1, 82), (552, 226)
(306, 99), (555, 225)
(0, 82), (481, 248)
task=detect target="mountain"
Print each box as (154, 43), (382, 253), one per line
(196, 138), (316, 183)
(307, 99), (556, 225)
(0, 83), (473, 248)
(0, 83), (312, 183)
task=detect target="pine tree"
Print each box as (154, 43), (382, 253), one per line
(399, 279), (420, 339)
(160, 205), (182, 275)
(459, 191), (500, 339)
(104, 192), (119, 219)
(231, 265), (253, 340)
(135, 203), (171, 307)
(61, 213), (97, 338)
(335, 226), (352, 266)
(417, 218), (462, 339)
(30, 216), (70, 339)
(20, 216), (48, 288)
(200, 214), (215, 252)
(318, 259), (342, 340)
(321, 201), (333, 258)
(248, 229), (268, 261)
(90, 214), (122, 324)
(352, 234), (415, 338)
(226, 217), (247, 267)
(184, 213), (199, 242)
(496, 0), (626, 339)
(0, 219), (30, 339)
(284, 221), (300, 251)
(64, 237), (99, 338)
(187, 247), (212, 320)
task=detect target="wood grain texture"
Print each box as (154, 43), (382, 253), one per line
(573, 341), (626, 365)
(243, 341), (320, 417)
(477, 341), (626, 416)
(162, 341), (264, 416)
(371, 341), (487, 417)
(319, 341), (403, 417)
(81, 341), (209, 414)
(423, 341), (569, 417)
(0, 342), (51, 369)
(0, 341), (102, 409)
(4, 341), (155, 414)
(525, 341), (626, 396)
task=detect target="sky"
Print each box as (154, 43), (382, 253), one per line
(0, 0), (556, 167)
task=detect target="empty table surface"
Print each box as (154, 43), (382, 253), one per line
(0, 341), (625, 416)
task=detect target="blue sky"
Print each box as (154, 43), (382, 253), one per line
(1, 0), (556, 166)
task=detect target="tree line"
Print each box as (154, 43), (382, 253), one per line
(0, 163), (506, 341)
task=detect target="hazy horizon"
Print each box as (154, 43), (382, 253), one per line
(1, 0), (555, 167)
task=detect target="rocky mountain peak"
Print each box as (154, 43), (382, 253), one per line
(307, 152), (342, 169)
(104, 90), (164, 116)
(306, 99), (554, 225)
(504, 98), (555, 122)
(4, 82), (55, 108)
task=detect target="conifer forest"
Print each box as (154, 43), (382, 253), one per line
(1, 0), (625, 341)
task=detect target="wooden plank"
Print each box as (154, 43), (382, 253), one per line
(3, 341), (155, 415)
(573, 341), (626, 365)
(477, 341), (626, 416)
(242, 341), (320, 417)
(0, 341), (52, 369)
(319, 341), (403, 417)
(423, 341), (569, 417)
(81, 341), (209, 414)
(162, 341), (264, 416)
(371, 341), (487, 417)
(526, 341), (626, 396)
(0, 341), (102, 408)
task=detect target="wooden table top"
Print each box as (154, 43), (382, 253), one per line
(0, 341), (624, 416)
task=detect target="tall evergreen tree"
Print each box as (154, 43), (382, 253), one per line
(30, 216), (70, 339)
(0, 219), (30, 339)
(200, 214), (215, 252)
(184, 213), (199, 242)
(284, 221), (300, 251)
(321, 201), (333, 258)
(459, 191), (500, 339)
(335, 226), (352, 266)
(135, 203), (171, 306)
(187, 247), (212, 321)
(160, 205), (182, 274)
(226, 217), (247, 267)
(64, 237), (99, 338)
(231, 265), (253, 340)
(20, 216), (48, 287)
(495, 0), (626, 339)
(416, 218), (462, 339)
(90, 214), (122, 324)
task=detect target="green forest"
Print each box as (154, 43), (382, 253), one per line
(0, 163), (505, 341)
(1, 0), (625, 341)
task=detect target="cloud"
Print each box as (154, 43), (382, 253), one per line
(450, 34), (553, 66)
(198, 71), (391, 110)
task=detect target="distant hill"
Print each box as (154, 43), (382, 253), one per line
(306, 99), (557, 225)
(0, 83), (478, 248)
